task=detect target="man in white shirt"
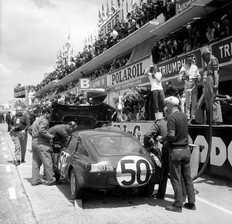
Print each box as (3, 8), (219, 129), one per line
(178, 53), (201, 121)
(145, 64), (165, 120)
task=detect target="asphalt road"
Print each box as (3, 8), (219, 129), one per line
(0, 123), (232, 224)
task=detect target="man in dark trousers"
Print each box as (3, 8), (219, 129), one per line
(10, 106), (30, 165)
(201, 48), (222, 124)
(143, 108), (169, 199)
(6, 111), (11, 132)
(48, 121), (78, 180)
(164, 96), (196, 213)
(29, 107), (56, 186)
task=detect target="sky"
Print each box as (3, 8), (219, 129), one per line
(0, 0), (110, 106)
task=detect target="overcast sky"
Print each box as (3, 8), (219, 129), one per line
(0, 0), (110, 105)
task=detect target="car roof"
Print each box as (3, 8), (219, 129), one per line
(72, 126), (132, 138)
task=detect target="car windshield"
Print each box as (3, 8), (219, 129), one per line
(89, 135), (146, 156)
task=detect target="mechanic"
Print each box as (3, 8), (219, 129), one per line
(29, 107), (56, 186)
(143, 107), (169, 199)
(164, 96), (196, 213)
(10, 106), (30, 166)
(48, 121), (78, 179)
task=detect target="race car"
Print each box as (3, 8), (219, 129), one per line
(57, 126), (161, 200)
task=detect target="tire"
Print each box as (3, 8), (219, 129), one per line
(55, 173), (60, 182)
(138, 183), (155, 197)
(70, 169), (84, 200)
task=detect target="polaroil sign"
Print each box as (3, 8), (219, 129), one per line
(111, 62), (143, 85)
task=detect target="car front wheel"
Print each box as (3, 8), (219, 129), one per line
(70, 169), (84, 200)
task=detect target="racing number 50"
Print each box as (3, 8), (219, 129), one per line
(120, 159), (151, 186)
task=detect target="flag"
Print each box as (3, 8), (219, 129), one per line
(65, 32), (72, 65)
(65, 32), (71, 53)
(117, 0), (121, 8)
(126, 0), (129, 14)
(90, 34), (93, 44)
(102, 4), (106, 20)
(98, 9), (103, 26)
(131, 0), (137, 9)
(121, 0), (124, 21)
(106, 0), (111, 18)
(111, 0), (116, 14)
(56, 50), (61, 61)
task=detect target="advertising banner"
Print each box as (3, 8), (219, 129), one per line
(176, 0), (195, 15)
(157, 49), (203, 78)
(211, 36), (232, 64)
(99, 10), (120, 36)
(91, 75), (107, 88)
(108, 57), (152, 92)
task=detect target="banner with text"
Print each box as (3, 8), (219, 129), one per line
(108, 57), (152, 92)
(176, 0), (195, 15)
(211, 36), (232, 64)
(157, 49), (203, 78)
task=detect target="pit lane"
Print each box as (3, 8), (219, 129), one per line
(0, 123), (232, 224)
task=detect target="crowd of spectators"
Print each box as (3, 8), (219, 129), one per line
(29, 2), (232, 114)
(33, 0), (177, 92)
(152, 8), (232, 63)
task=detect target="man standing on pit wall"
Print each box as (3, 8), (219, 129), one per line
(10, 106), (30, 166)
(164, 96), (196, 213)
(178, 53), (201, 121)
(29, 107), (56, 186)
(144, 64), (165, 120)
(201, 48), (222, 124)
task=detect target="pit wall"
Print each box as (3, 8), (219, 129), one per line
(112, 121), (232, 181)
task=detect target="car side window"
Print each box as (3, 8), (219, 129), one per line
(66, 137), (78, 154)
(75, 140), (88, 157)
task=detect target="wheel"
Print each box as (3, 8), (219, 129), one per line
(70, 169), (85, 200)
(55, 173), (60, 182)
(138, 183), (155, 197)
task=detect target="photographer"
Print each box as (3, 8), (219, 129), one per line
(144, 64), (165, 120)
(10, 106), (30, 166)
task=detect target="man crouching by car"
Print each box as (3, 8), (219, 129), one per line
(48, 121), (78, 181)
(29, 107), (56, 186)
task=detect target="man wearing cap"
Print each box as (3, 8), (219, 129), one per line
(164, 96), (196, 213)
(201, 48), (222, 124)
(29, 107), (56, 186)
(178, 53), (201, 121)
(48, 121), (78, 180)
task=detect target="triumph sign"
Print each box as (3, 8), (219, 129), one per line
(158, 49), (203, 78)
(212, 36), (232, 64)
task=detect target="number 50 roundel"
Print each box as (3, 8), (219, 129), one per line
(116, 156), (153, 187)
